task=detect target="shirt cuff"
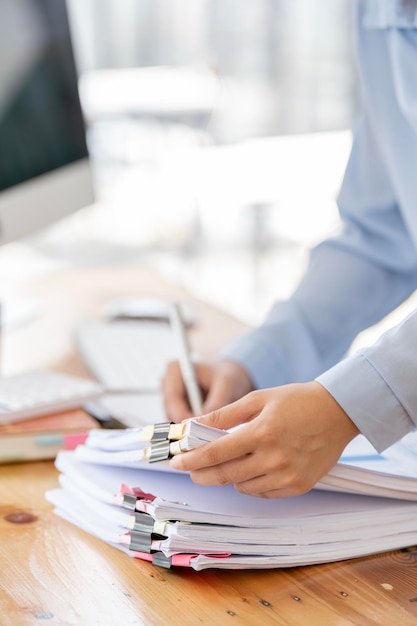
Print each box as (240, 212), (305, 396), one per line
(317, 353), (415, 452)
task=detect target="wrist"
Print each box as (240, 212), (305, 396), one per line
(312, 381), (360, 443)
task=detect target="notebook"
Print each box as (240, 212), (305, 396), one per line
(0, 409), (98, 463)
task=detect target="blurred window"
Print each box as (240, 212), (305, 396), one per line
(68, 0), (357, 143)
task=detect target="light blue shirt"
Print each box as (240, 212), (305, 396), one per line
(222, 0), (417, 452)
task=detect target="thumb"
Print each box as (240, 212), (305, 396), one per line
(195, 391), (260, 431)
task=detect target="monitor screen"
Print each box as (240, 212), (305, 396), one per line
(0, 0), (94, 244)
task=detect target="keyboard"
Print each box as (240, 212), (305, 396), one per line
(75, 321), (176, 392)
(0, 370), (103, 424)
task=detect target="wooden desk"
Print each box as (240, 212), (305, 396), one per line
(1, 264), (417, 626)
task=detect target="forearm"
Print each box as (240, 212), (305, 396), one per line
(222, 242), (417, 389)
(225, 10), (417, 393)
(291, 240), (417, 370)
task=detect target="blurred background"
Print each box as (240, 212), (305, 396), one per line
(1, 0), (357, 326)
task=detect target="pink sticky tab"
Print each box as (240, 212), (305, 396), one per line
(120, 483), (135, 495)
(120, 484), (156, 501)
(133, 551), (153, 563)
(171, 554), (194, 567)
(132, 486), (156, 501)
(63, 433), (88, 450)
(204, 553), (231, 559)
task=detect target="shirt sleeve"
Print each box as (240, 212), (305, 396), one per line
(318, 309), (417, 452)
(222, 5), (417, 448)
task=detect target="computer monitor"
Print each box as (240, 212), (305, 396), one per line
(0, 0), (94, 246)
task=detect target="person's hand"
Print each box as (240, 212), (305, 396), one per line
(161, 359), (254, 423)
(169, 381), (359, 498)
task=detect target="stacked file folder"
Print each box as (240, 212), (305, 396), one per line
(46, 422), (417, 570)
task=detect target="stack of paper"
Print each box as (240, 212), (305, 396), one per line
(73, 420), (227, 464)
(73, 421), (417, 500)
(46, 423), (417, 570)
(320, 431), (417, 500)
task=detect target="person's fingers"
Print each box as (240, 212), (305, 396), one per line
(170, 381), (360, 499)
(233, 469), (314, 499)
(196, 390), (263, 431)
(169, 408), (262, 473)
(161, 360), (182, 396)
(189, 459), (264, 488)
(172, 433), (321, 497)
(162, 359), (254, 424)
(161, 360), (193, 422)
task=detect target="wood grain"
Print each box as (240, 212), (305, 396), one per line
(1, 263), (417, 626)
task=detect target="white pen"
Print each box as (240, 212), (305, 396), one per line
(169, 302), (203, 416)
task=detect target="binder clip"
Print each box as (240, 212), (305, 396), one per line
(129, 529), (154, 554)
(122, 493), (139, 511)
(128, 511), (167, 555)
(143, 422), (189, 462)
(152, 553), (172, 569)
(147, 440), (171, 463)
(144, 422), (172, 442)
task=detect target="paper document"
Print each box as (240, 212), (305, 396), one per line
(74, 424), (417, 500)
(317, 431), (417, 500)
(47, 449), (417, 571)
(76, 420), (227, 465)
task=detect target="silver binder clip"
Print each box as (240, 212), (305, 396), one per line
(128, 511), (165, 537)
(149, 422), (172, 442)
(129, 529), (154, 553)
(148, 440), (171, 463)
(122, 493), (139, 511)
(153, 553), (172, 569)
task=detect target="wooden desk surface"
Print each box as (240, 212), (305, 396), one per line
(1, 264), (417, 626)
